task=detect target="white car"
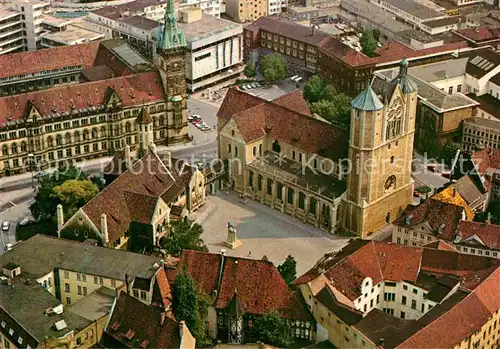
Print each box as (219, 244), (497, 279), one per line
(2, 221), (10, 232)
(5, 243), (12, 251)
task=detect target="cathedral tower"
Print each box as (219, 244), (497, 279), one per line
(341, 59), (418, 237)
(156, 0), (189, 145)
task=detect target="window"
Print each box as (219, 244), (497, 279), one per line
(385, 282), (396, 287)
(457, 84), (462, 93)
(402, 295), (407, 305)
(65, 283), (70, 292)
(403, 284), (408, 291)
(376, 294), (380, 304)
(66, 297), (71, 305)
(83, 286), (87, 296)
(413, 288), (418, 295)
(78, 285), (82, 295)
(18, 337), (23, 344)
(111, 279), (116, 287)
(411, 300), (417, 310)
(363, 304), (367, 312)
(1, 321), (5, 328)
(141, 291), (147, 300)
(77, 273), (81, 281)
(401, 311), (406, 319)
(99, 277), (103, 285)
(384, 292), (395, 301)
(228, 144), (231, 153)
(370, 299), (373, 308)
(421, 303), (425, 312)
(448, 86), (453, 94)
(9, 328), (13, 335)
(82, 274), (86, 282)
(133, 289), (139, 298)
(64, 270), (69, 278)
(94, 276), (98, 284)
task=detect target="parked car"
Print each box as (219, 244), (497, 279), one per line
(240, 85), (248, 90)
(187, 115), (194, 122)
(441, 171), (452, 179)
(5, 243), (12, 251)
(427, 164), (438, 172)
(251, 82), (259, 88)
(2, 221), (10, 231)
(191, 114), (201, 120)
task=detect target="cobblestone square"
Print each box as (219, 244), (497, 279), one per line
(190, 191), (350, 275)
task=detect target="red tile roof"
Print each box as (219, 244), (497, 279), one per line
(457, 220), (500, 251)
(0, 41), (100, 79)
(319, 37), (469, 68)
(245, 16), (330, 46)
(296, 240), (500, 348)
(472, 148), (500, 174)
(171, 250), (312, 320)
(0, 71), (164, 125)
(152, 268), (172, 309)
(220, 88), (348, 160)
(397, 268), (500, 348)
(455, 27), (500, 43)
(104, 292), (181, 348)
(422, 240), (458, 252)
(272, 89), (312, 117)
(80, 151), (187, 241)
(393, 196), (468, 240)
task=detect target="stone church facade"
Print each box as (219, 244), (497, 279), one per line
(218, 60), (417, 237)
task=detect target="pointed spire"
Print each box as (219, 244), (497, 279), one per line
(391, 58), (417, 94)
(351, 85), (384, 111)
(159, 0), (186, 51)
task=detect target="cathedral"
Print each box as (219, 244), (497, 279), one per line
(0, 0), (189, 177)
(217, 59), (417, 237)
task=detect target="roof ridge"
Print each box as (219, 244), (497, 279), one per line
(397, 268), (499, 348)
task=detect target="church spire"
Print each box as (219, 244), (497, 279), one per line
(391, 58), (417, 94)
(159, 0), (186, 51)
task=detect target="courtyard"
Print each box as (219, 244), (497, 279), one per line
(190, 191), (350, 275)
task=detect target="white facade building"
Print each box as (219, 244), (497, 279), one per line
(0, 7), (24, 55)
(179, 8), (243, 92)
(9, 0), (50, 50)
(268, 0), (286, 15)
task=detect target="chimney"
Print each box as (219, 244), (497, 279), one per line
(101, 213), (109, 246)
(452, 187), (456, 197)
(56, 204), (64, 235)
(485, 212), (491, 225)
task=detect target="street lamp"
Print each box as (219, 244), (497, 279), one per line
(28, 153), (35, 189)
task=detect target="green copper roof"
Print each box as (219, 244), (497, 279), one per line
(159, 0), (186, 50)
(351, 85), (384, 111)
(391, 59), (417, 94)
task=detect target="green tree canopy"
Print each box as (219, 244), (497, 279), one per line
(251, 311), (292, 347)
(161, 216), (208, 257)
(360, 29), (378, 57)
(30, 165), (92, 220)
(278, 255), (297, 284)
(310, 93), (351, 128)
(172, 269), (211, 347)
(244, 62), (257, 79)
(52, 179), (99, 217)
(303, 75), (328, 103)
(439, 142), (461, 167)
(259, 53), (288, 84)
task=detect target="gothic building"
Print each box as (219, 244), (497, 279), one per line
(0, 1), (189, 177)
(341, 59), (418, 237)
(217, 59), (418, 237)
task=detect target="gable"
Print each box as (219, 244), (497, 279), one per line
(220, 117), (247, 142)
(105, 86), (122, 108)
(26, 101), (41, 123)
(463, 234), (486, 247)
(59, 208), (103, 244)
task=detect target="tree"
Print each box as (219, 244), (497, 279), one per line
(52, 179), (99, 217)
(172, 269), (211, 347)
(30, 165), (90, 220)
(474, 201), (500, 225)
(439, 142), (461, 167)
(251, 311), (292, 347)
(259, 53), (288, 84)
(303, 75), (328, 103)
(372, 28), (381, 42)
(161, 216), (208, 257)
(278, 255), (297, 284)
(244, 62), (257, 79)
(360, 29), (378, 58)
(319, 84), (337, 102)
(310, 93), (351, 128)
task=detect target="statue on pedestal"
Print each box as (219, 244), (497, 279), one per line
(224, 222), (241, 249)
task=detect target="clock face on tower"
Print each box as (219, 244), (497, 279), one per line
(384, 175), (396, 191)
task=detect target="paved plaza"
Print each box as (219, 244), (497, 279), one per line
(190, 191), (350, 275)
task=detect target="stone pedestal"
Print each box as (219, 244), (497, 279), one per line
(223, 226), (242, 249)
